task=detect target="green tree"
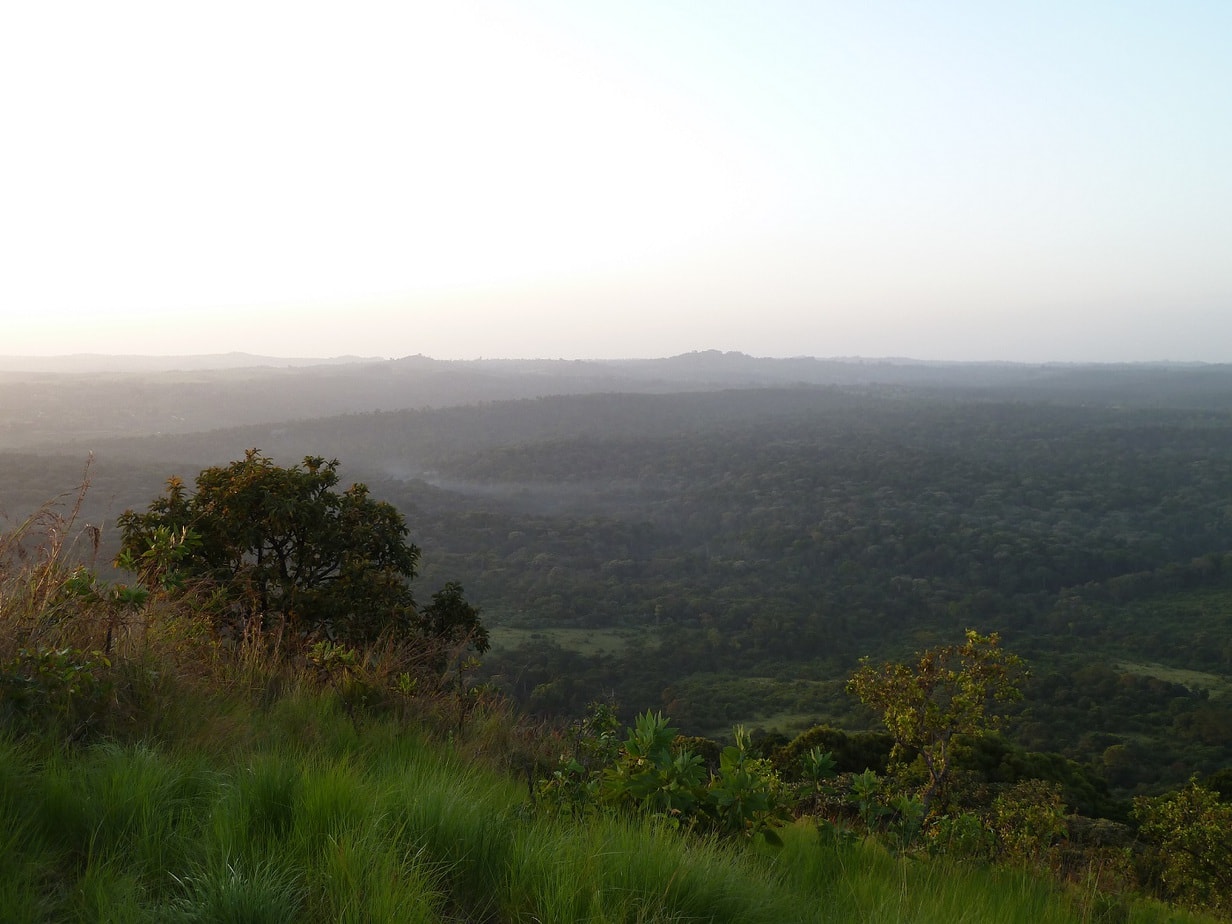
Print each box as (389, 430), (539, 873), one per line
(1134, 780), (1232, 913)
(117, 450), (483, 651)
(417, 580), (490, 671)
(847, 629), (1025, 813)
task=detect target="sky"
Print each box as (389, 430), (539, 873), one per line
(2, 1), (1230, 363)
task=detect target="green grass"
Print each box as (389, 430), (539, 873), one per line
(765, 823), (1078, 924)
(723, 708), (830, 737)
(489, 625), (655, 657)
(3, 699), (1223, 924)
(1116, 661), (1232, 700)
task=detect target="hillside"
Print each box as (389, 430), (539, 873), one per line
(3, 359), (1232, 796)
(7, 352), (1232, 451)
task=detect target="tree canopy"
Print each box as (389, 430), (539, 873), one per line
(117, 450), (485, 654)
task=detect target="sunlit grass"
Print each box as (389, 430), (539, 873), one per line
(759, 821), (1073, 924)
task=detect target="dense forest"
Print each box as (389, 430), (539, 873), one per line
(3, 358), (1231, 798)
(375, 390), (1232, 794)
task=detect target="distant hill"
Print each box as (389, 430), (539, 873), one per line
(4, 351), (1232, 453)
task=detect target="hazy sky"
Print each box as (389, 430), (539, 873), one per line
(3, 1), (1230, 362)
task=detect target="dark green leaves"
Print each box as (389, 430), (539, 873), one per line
(116, 451), (481, 654)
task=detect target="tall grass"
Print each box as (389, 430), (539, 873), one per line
(514, 818), (810, 923)
(0, 462), (98, 648)
(5, 699), (1231, 923)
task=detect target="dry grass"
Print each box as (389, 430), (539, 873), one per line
(0, 457), (101, 646)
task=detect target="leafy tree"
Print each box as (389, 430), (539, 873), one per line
(1204, 766), (1232, 802)
(116, 450), (484, 652)
(416, 581), (489, 667)
(847, 629), (1026, 813)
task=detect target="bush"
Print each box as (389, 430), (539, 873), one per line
(775, 725), (894, 777)
(989, 779), (1068, 867)
(538, 707), (790, 843)
(1134, 780), (1232, 913)
(0, 646), (113, 740)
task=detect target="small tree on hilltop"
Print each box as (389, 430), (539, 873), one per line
(116, 450), (486, 655)
(847, 629), (1025, 814)
(416, 581), (490, 674)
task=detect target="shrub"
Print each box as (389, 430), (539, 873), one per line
(538, 707), (791, 843)
(990, 779), (1068, 867)
(1134, 780), (1232, 913)
(0, 646), (113, 740)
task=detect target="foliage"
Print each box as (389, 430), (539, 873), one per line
(1203, 767), (1232, 802)
(538, 706), (790, 843)
(118, 450), (417, 643)
(989, 779), (1069, 867)
(376, 390), (1232, 792)
(11, 382), (1232, 917)
(777, 725), (895, 777)
(117, 451), (486, 656)
(951, 733), (1126, 821)
(11, 385), (1232, 792)
(929, 811), (996, 861)
(848, 630), (1026, 813)
(793, 745), (839, 815)
(600, 710), (709, 823)
(1134, 781), (1232, 913)
(414, 580), (490, 670)
(0, 704), (1135, 924)
(305, 639), (374, 722)
(535, 700), (623, 815)
(0, 512), (1219, 921)
(0, 645), (113, 738)
(708, 726), (792, 841)
(849, 769), (891, 830)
